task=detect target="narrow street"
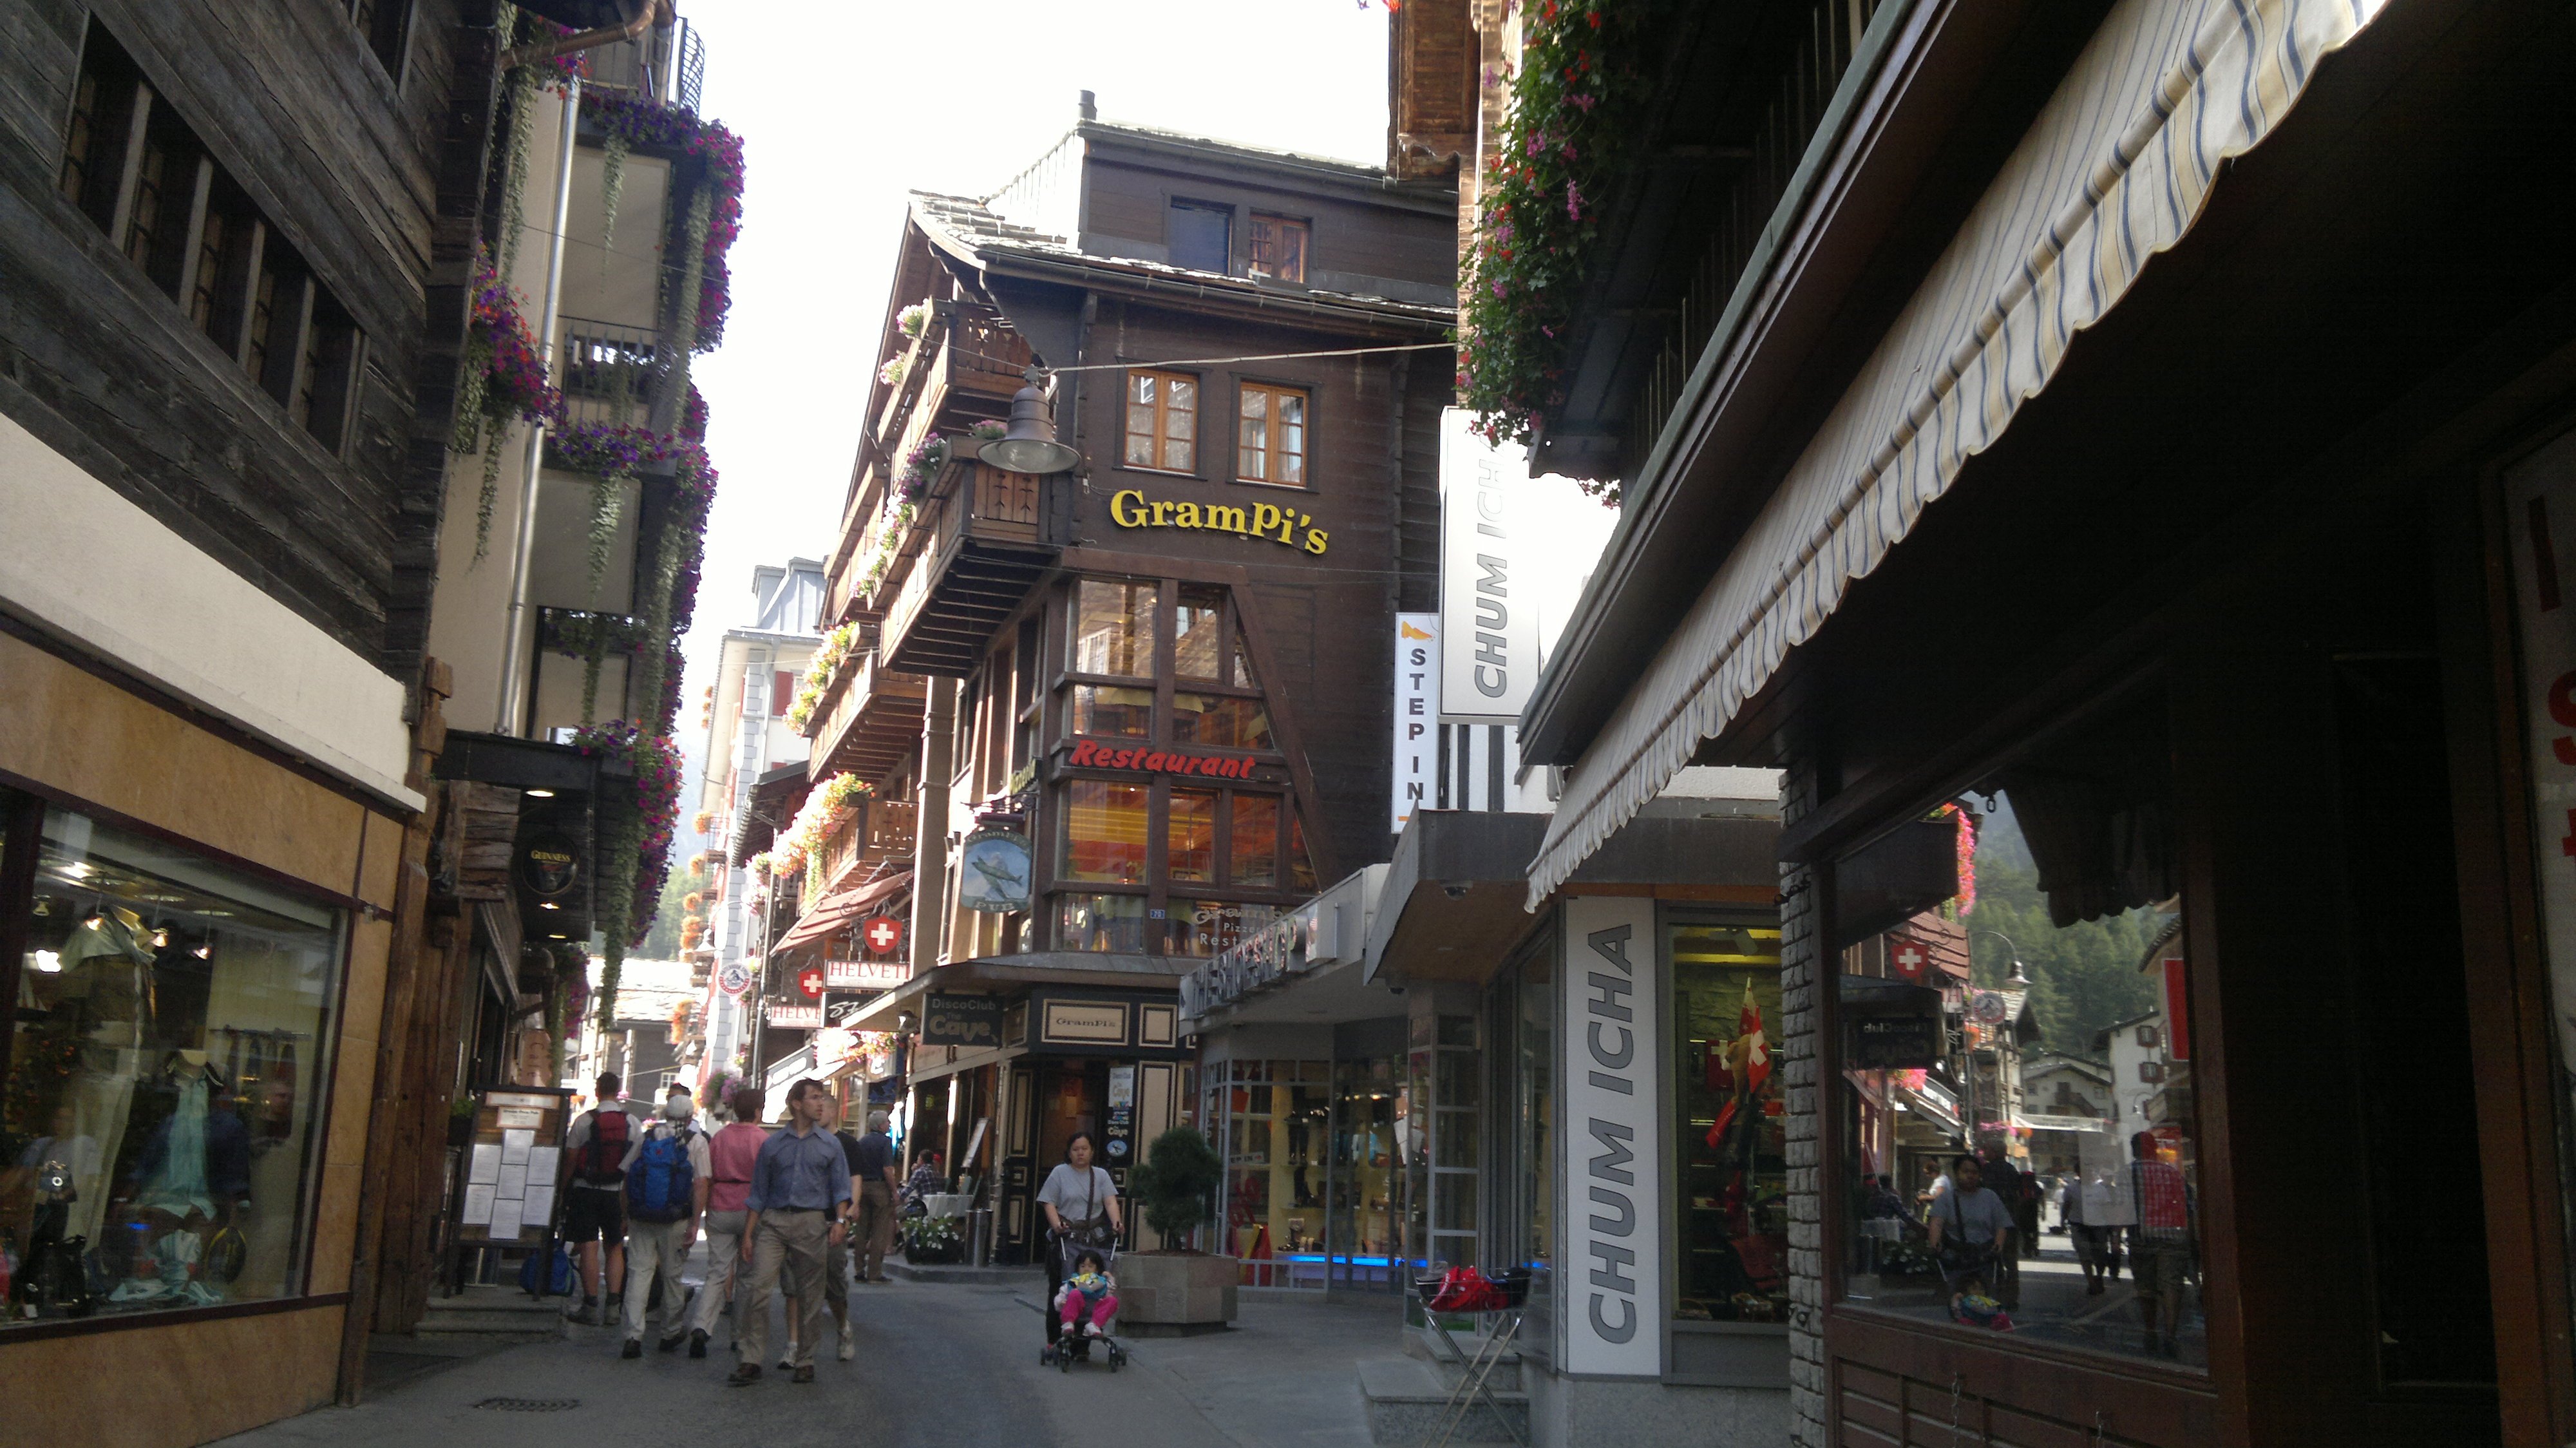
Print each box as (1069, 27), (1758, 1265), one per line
(219, 1266), (1383, 1448)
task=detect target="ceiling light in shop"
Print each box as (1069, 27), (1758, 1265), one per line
(527, 788), (556, 798)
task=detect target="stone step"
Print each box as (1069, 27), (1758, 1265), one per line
(412, 1311), (570, 1337)
(1359, 1356), (1528, 1446)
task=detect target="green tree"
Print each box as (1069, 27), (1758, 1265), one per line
(1962, 805), (2161, 1056)
(636, 855), (699, 959)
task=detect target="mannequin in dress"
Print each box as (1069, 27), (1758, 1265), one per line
(57, 907), (156, 1247)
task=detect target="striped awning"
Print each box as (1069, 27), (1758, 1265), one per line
(1530, 0), (2391, 903)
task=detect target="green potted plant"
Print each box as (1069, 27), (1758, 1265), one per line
(447, 1092), (478, 1147)
(1117, 1127), (1235, 1333)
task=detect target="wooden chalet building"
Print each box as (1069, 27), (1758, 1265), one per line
(786, 100), (1457, 1264)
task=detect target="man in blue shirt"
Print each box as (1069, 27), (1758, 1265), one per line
(729, 1079), (850, 1386)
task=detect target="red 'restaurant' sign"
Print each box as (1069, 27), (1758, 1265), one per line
(1067, 739), (1258, 778)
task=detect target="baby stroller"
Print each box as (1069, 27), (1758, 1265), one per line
(1039, 1232), (1128, 1373)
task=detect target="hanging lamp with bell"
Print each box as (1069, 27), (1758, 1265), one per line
(978, 366), (1082, 475)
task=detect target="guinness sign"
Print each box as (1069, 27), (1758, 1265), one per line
(517, 832), (582, 899)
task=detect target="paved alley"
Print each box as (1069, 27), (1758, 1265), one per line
(217, 1268), (1388, 1448)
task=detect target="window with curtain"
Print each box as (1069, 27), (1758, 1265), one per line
(1247, 213), (1309, 283)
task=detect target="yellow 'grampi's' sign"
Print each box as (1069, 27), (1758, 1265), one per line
(1110, 489), (1328, 555)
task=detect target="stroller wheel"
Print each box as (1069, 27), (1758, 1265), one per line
(1059, 1346), (1072, 1373)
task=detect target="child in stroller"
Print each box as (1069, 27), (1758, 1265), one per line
(1041, 1244), (1129, 1371)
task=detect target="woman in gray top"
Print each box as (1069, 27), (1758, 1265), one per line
(1036, 1133), (1122, 1347)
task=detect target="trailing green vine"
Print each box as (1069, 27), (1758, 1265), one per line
(598, 131), (629, 278)
(1457, 0), (1660, 497)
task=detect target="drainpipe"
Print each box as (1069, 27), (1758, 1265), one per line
(500, 0), (674, 72)
(496, 77), (583, 734)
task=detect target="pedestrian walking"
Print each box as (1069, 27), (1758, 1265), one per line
(849, 1109), (900, 1285)
(688, 1087), (768, 1359)
(728, 1078), (849, 1386)
(620, 1085), (710, 1358)
(558, 1072), (636, 1326)
(2125, 1131), (2196, 1357)
(781, 1094), (855, 1367)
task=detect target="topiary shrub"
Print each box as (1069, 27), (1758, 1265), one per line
(1128, 1126), (1224, 1252)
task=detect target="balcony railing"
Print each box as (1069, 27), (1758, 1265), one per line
(801, 798), (922, 910)
(807, 646), (930, 784)
(555, 317), (659, 432)
(880, 459), (1057, 674)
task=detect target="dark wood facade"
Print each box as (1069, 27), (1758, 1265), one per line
(0, 0), (497, 673)
(1514, 1), (2576, 1446)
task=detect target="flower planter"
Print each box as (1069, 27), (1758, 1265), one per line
(1115, 1252), (1238, 1337)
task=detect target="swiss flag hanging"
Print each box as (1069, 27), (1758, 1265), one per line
(1890, 935), (1931, 982)
(862, 914), (905, 956)
(796, 966), (826, 1000)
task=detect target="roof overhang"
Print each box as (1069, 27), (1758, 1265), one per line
(838, 951), (1189, 1033)
(1365, 806), (1780, 987)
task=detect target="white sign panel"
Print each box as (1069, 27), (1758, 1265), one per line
(2505, 429), (2576, 1079)
(828, 958), (910, 989)
(1392, 613), (1440, 832)
(1439, 409), (1541, 724)
(1562, 895), (1663, 1377)
(769, 1003), (823, 1029)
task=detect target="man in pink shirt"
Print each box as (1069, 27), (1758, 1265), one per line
(687, 1086), (770, 1358)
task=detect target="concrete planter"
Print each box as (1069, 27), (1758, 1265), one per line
(1117, 1251), (1238, 1335)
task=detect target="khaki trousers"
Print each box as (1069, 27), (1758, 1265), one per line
(694, 1209), (748, 1339)
(736, 1210), (828, 1368)
(855, 1181), (898, 1280)
(621, 1218), (693, 1342)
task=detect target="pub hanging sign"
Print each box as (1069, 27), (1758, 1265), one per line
(1109, 490), (1328, 554)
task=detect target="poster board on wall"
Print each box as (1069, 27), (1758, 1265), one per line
(455, 1086), (575, 1247)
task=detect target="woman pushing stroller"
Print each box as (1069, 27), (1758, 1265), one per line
(1037, 1133), (1123, 1352)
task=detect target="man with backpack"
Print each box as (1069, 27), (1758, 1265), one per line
(620, 1084), (711, 1358)
(560, 1072), (638, 1326)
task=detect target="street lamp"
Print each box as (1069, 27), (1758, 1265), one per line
(978, 367), (1081, 475)
(1969, 928), (2031, 987)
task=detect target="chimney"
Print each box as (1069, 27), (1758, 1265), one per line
(1078, 90), (1097, 122)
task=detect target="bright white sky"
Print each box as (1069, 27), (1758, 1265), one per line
(675, 0), (1403, 694)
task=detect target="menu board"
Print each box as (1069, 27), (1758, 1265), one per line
(453, 1085), (577, 1246)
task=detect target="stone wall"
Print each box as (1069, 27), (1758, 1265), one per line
(1776, 757), (1824, 1448)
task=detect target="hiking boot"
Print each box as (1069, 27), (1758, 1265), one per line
(571, 1299), (600, 1327)
(658, 1329), (687, 1353)
(620, 1338), (642, 1360)
(837, 1321), (855, 1362)
(778, 1354), (795, 1371)
(603, 1292), (623, 1319)
(688, 1329), (708, 1359)
(726, 1364), (761, 1387)
(792, 1364), (816, 1384)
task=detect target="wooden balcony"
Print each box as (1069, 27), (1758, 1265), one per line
(806, 646), (929, 785)
(880, 458), (1061, 677)
(800, 798), (922, 911)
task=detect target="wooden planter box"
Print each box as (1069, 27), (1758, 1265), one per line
(1117, 1252), (1238, 1337)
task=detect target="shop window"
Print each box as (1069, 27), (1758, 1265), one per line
(1330, 1057), (1404, 1288)
(1065, 684), (1151, 739)
(1069, 578), (1157, 677)
(1168, 788), (1217, 883)
(1220, 1060), (1330, 1285)
(1289, 814), (1317, 893)
(1833, 703), (2203, 1368)
(1173, 693), (1271, 751)
(1057, 780), (1148, 884)
(1236, 383), (1308, 486)
(3, 797), (345, 1329)
(1672, 916), (1788, 1323)
(1056, 893), (1148, 953)
(1229, 793), (1280, 888)
(1409, 1013), (1481, 1272)
(1167, 899), (1280, 959)
(1123, 370), (1198, 473)
(1175, 586), (1226, 681)
(1247, 213), (1308, 283)
(1168, 199), (1231, 273)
